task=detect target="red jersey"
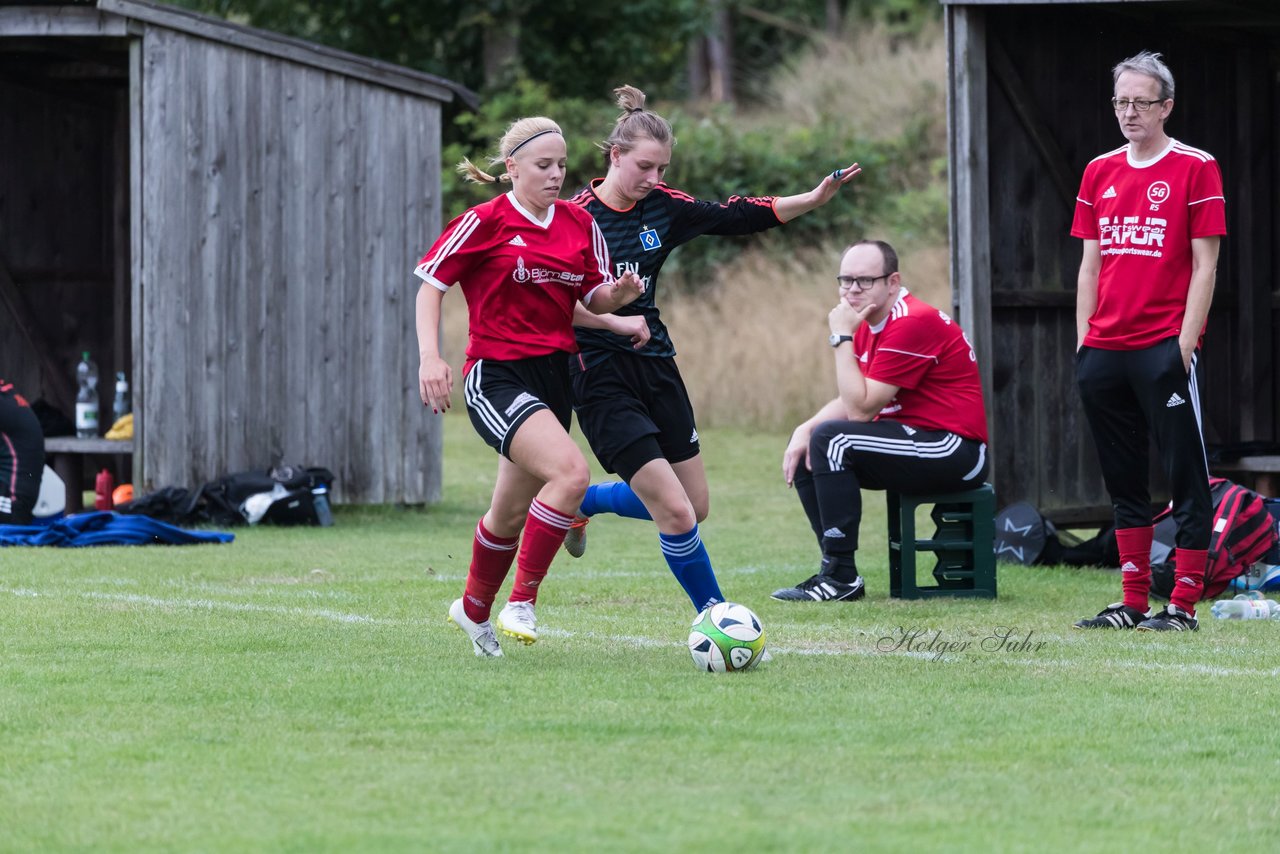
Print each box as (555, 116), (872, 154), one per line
(1071, 139), (1226, 350)
(415, 192), (614, 370)
(854, 291), (988, 443)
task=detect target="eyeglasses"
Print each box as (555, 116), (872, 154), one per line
(1111, 97), (1166, 112)
(836, 274), (888, 292)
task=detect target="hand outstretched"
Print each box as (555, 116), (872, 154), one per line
(811, 162), (862, 207)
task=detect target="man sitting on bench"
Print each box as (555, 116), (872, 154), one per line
(773, 240), (990, 602)
(1, 378), (45, 525)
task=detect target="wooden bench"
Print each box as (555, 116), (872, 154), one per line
(1211, 456), (1280, 498)
(43, 437), (134, 513)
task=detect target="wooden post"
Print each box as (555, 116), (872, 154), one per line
(129, 34), (145, 490)
(947, 5), (993, 463)
(1234, 47), (1273, 440)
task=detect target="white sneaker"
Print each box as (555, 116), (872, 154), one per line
(563, 516), (589, 558)
(496, 600), (538, 645)
(447, 598), (503, 657)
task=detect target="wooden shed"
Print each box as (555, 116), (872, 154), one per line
(0, 0), (472, 504)
(944, 0), (1279, 520)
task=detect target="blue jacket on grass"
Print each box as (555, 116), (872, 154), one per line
(0, 512), (233, 547)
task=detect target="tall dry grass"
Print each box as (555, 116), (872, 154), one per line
(438, 22), (951, 432)
(762, 19), (946, 151)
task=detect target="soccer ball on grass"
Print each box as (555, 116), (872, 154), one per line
(688, 601), (766, 672)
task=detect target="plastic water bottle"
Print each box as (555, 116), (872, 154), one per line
(1209, 597), (1280, 620)
(112, 371), (130, 423)
(75, 351), (99, 438)
(311, 486), (334, 527)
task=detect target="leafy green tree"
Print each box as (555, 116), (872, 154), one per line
(174, 0), (938, 103)
(174, 0), (703, 99)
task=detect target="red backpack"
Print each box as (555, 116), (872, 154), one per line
(1151, 478), (1278, 599)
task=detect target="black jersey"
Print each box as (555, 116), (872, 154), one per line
(567, 179), (782, 369)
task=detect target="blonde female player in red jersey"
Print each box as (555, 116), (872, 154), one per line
(414, 117), (644, 657)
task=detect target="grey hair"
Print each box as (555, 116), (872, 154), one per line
(1113, 51), (1175, 102)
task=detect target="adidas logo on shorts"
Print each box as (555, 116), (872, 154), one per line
(1166, 393), (1186, 408)
(505, 392), (537, 416)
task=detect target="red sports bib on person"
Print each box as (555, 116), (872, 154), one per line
(1071, 140), (1226, 350)
(415, 192), (613, 370)
(855, 291), (988, 443)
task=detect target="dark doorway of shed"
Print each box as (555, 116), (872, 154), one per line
(0, 37), (133, 491)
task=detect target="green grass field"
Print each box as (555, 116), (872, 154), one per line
(3, 414), (1278, 851)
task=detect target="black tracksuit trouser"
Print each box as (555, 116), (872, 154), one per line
(1075, 337), (1211, 550)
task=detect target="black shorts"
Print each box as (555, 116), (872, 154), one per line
(571, 353), (699, 480)
(464, 354), (572, 459)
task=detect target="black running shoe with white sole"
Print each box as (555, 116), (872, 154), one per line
(1136, 604), (1199, 632)
(771, 574), (866, 602)
(1073, 602), (1151, 629)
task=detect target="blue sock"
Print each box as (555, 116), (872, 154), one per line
(579, 481), (652, 521)
(659, 525), (724, 612)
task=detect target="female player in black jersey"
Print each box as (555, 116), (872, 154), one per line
(565, 85), (860, 611)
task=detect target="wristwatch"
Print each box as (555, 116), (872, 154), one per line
(828, 334), (853, 348)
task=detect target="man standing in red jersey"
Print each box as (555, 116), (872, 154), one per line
(773, 240), (989, 602)
(1071, 51), (1226, 632)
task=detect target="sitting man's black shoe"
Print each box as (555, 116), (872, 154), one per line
(771, 574), (866, 602)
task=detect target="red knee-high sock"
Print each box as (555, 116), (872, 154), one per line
(462, 517), (519, 623)
(1115, 526), (1153, 611)
(1169, 548), (1208, 614)
(509, 499), (574, 605)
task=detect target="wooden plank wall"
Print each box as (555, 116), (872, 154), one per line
(138, 26), (442, 503)
(0, 71), (125, 413)
(969, 3), (1277, 513)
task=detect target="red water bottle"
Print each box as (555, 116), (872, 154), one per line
(95, 468), (115, 510)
